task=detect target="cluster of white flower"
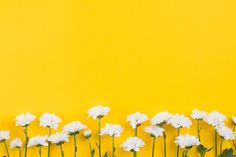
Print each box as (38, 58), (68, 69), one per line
(15, 112), (36, 127)
(0, 130), (10, 142)
(151, 111), (172, 126)
(175, 134), (200, 148)
(28, 135), (48, 147)
(127, 112), (148, 129)
(191, 109), (207, 120)
(48, 132), (69, 145)
(216, 125), (235, 140)
(120, 137), (145, 152)
(87, 106), (110, 119)
(39, 113), (61, 129)
(144, 126), (164, 137)
(10, 138), (22, 149)
(204, 110), (226, 128)
(100, 124), (124, 137)
(63, 121), (87, 135)
(167, 114), (192, 128)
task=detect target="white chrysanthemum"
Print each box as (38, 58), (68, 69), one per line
(0, 130), (10, 142)
(120, 137), (145, 152)
(16, 112), (36, 127)
(204, 110), (226, 128)
(10, 138), (23, 149)
(63, 121), (87, 135)
(28, 135), (48, 147)
(48, 132), (69, 145)
(216, 125), (235, 140)
(191, 109), (207, 120)
(151, 112), (172, 126)
(83, 129), (92, 138)
(232, 116), (236, 125)
(127, 112), (148, 129)
(175, 134), (200, 148)
(100, 124), (124, 137)
(144, 126), (164, 137)
(87, 106), (111, 119)
(167, 114), (192, 128)
(39, 113), (61, 129)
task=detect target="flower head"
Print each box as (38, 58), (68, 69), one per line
(232, 116), (236, 125)
(0, 130), (10, 142)
(144, 126), (164, 137)
(167, 114), (192, 128)
(16, 112), (36, 127)
(28, 135), (48, 147)
(100, 124), (124, 137)
(87, 106), (110, 119)
(127, 112), (148, 129)
(83, 129), (92, 139)
(63, 121), (87, 135)
(48, 132), (69, 145)
(204, 110), (226, 128)
(151, 112), (172, 126)
(216, 125), (235, 140)
(175, 134), (200, 149)
(10, 138), (23, 149)
(191, 109), (207, 120)
(120, 137), (145, 152)
(39, 113), (61, 129)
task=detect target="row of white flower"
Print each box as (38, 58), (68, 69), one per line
(0, 106), (235, 157)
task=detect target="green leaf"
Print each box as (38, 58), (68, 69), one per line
(196, 144), (212, 157)
(219, 148), (235, 157)
(91, 149), (95, 157)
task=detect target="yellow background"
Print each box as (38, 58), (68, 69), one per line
(0, 0), (236, 156)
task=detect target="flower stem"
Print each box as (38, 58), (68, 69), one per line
(133, 151), (137, 157)
(88, 139), (93, 157)
(214, 130), (218, 157)
(197, 120), (201, 141)
(24, 126), (29, 157)
(135, 127), (138, 137)
(59, 144), (64, 157)
(39, 146), (42, 157)
(152, 137), (156, 157)
(18, 147), (22, 157)
(48, 128), (52, 157)
(220, 139), (224, 154)
(98, 118), (102, 157)
(176, 128), (180, 157)
(73, 134), (77, 157)
(112, 135), (115, 157)
(163, 131), (167, 157)
(3, 140), (10, 157)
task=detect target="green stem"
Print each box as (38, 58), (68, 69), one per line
(88, 139), (93, 157)
(39, 146), (42, 157)
(215, 130), (218, 157)
(3, 140), (10, 157)
(74, 134), (77, 157)
(98, 118), (102, 157)
(133, 151), (136, 157)
(59, 144), (64, 157)
(184, 149), (189, 157)
(18, 147), (22, 157)
(197, 120), (201, 141)
(24, 126), (29, 157)
(163, 131), (166, 157)
(177, 128), (180, 157)
(220, 139), (224, 154)
(48, 128), (52, 157)
(152, 137), (156, 157)
(135, 127), (138, 137)
(112, 135), (115, 157)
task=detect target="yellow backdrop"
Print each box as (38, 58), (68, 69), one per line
(0, 0), (235, 156)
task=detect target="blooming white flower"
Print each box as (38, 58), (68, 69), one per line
(127, 112), (148, 129)
(39, 113), (61, 129)
(0, 130), (10, 142)
(10, 138), (23, 149)
(87, 106), (111, 119)
(175, 134), (200, 149)
(83, 129), (92, 138)
(28, 135), (48, 147)
(204, 110), (226, 128)
(120, 137), (145, 152)
(151, 112), (172, 126)
(167, 114), (192, 128)
(16, 112), (36, 127)
(48, 132), (69, 145)
(63, 121), (87, 135)
(216, 125), (235, 140)
(100, 124), (124, 137)
(191, 109), (207, 120)
(144, 126), (164, 137)
(232, 116), (236, 125)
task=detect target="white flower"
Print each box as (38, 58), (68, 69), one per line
(127, 112), (148, 129)
(16, 112), (36, 127)
(151, 112), (172, 126)
(100, 124), (124, 137)
(87, 106), (111, 119)
(232, 116), (236, 125)
(83, 129), (92, 138)
(167, 114), (192, 128)
(175, 134), (200, 149)
(48, 132), (69, 145)
(10, 138), (23, 149)
(204, 110), (226, 128)
(191, 109), (207, 120)
(120, 137), (145, 152)
(216, 125), (235, 140)
(63, 121), (87, 135)
(28, 135), (48, 147)
(39, 113), (61, 129)
(144, 126), (164, 137)
(0, 130), (10, 142)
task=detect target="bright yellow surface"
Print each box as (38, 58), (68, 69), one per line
(0, 0), (236, 156)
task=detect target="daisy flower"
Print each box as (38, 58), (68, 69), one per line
(48, 133), (69, 157)
(0, 130), (10, 157)
(127, 112), (148, 136)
